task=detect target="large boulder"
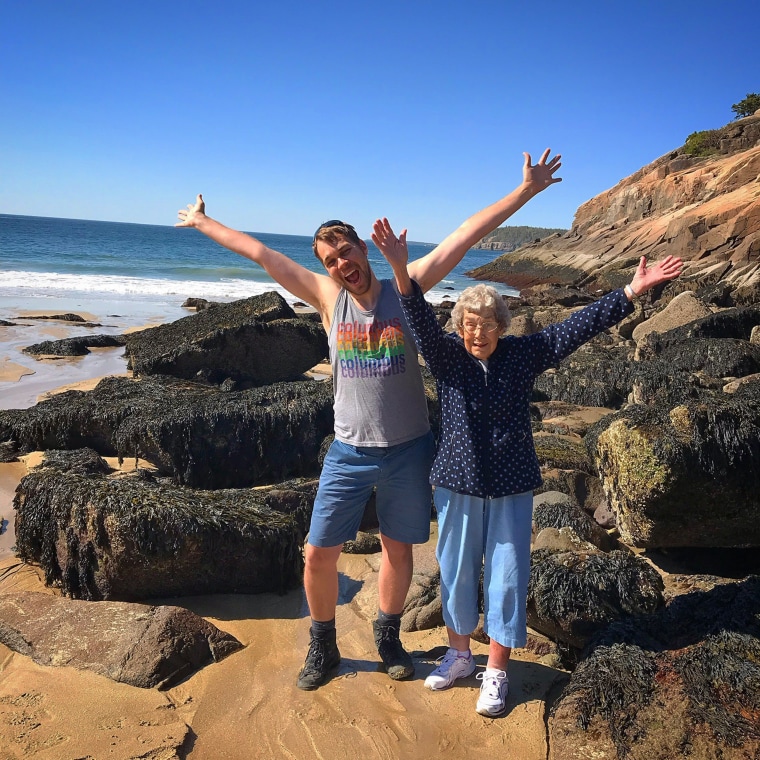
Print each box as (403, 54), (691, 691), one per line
(548, 575), (760, 760)
(125, 291), (328, 386)
(0, 591), (242, 689)
(14, 463), (317, 600)
(0, 374), (334, 488)
(631, 290), (714, 343)
(527, 548), (664, 650)
(587, 382), (760, 548)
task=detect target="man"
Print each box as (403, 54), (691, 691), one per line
(176, 148), (562, 690)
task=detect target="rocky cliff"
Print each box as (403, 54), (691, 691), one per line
(469, 113), (760, 303)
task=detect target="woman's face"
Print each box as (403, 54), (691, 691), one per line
(459, 309), (500, 360)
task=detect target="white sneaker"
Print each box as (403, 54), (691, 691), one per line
(424, 648), (476, 690)
(475, 670), (509, 716)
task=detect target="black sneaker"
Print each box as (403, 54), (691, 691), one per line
(373, 619), (414, 680)
(296, 631), (341, 690)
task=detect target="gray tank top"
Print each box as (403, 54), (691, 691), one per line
(329, 279), (430, 446)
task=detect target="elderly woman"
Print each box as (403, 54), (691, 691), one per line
(372, 217), (682, 717)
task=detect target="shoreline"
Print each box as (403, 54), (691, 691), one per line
(0, 294), (187, 411)
(0, 293), (323, 411)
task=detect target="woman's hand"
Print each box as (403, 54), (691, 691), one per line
(372, 217), (409, 269)
(630, 255), (684, 296)
(372, 217), (414, 296)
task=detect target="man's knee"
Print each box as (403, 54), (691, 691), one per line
(379, 534), (413, 560)
(305, 543), (343, 571)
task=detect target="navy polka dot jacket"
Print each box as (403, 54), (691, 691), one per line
(399, 281), (634, 498)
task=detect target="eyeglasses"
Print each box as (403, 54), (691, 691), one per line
(313, 219), (349, 242)
(462, 320), (499, 334)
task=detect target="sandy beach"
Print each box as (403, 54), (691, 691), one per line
(0, 300), (564, 759)
(0, 545), (562, 760)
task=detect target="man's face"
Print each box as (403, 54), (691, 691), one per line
(315, 235), (373, 296)
(459, 310), (500, 360)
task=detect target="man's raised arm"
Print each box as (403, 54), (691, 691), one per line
(407, 149), (562, 293)
(176, 194), (336, 315)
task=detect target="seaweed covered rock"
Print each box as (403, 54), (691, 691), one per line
(533, 434), (596, 474)
(38, 447), (112, 475)
(535, 469), (608, 519)
(0, 440), (20, 463)
(637, 305), (760, 349)
(629, 356), (725, 406)
(637, 336), (760, 380)
(14, 466), (317, 600)
(549, 575), (760, 760)
(0, 374), (334, 488)
(0, 591), (242, 689)
(527, 548), (664, 649)
(125, 291), (328, 386)
(181, 297), (219, 310)
(587, 382), (760, 548)
(628, 306), (760, 405)
(533, 345), (633, 408)
(342, 531), (381, 554)
(23, 334), (127, 357)
(533, 492), (613, 551)
(24, 313), (89, 323)
(517, 284), (595, 308)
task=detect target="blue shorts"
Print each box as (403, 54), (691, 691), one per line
(308, 432), (435, 548)
(434, 487), (533, 649)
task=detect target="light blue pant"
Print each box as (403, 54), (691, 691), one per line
(434, 487), (533, 649)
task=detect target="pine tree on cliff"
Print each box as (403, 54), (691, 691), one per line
(731, 92), (760, 118)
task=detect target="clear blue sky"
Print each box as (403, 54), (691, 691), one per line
(2, 0), (758, 243)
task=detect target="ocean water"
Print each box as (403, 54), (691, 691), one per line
(0, 214), (516, 317)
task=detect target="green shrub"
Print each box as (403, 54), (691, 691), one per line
(684, 129), (721, 157)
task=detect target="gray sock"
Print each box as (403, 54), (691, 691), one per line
(376, 609), (402, 627)
(310, 618), (336, 637)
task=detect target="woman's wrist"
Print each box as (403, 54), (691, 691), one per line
(394, 269), (414, 298)
(624, 283), (639, 301)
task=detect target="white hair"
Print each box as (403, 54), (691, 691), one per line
(447, 284), (511, 334)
